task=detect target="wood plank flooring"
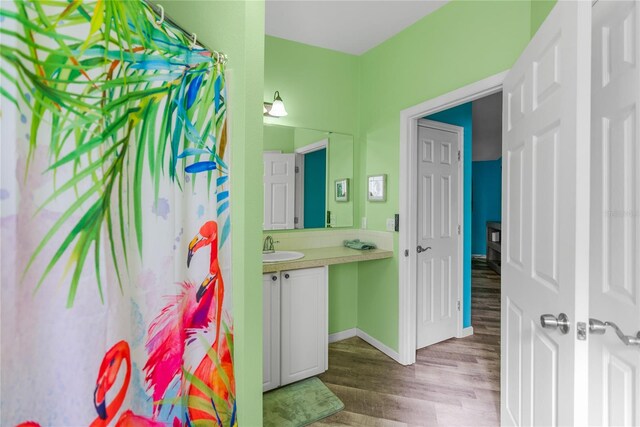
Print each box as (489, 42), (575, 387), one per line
(314, 258), (501, 426)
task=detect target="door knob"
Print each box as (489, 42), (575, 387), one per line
(272, 275), (278, 281)
(589, 318), (640, 346)
(417, 245), (431, 254)
(540, 313), (570, 334)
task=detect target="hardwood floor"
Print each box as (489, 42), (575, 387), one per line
(314, 258), (501, 426)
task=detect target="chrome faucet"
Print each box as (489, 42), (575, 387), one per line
(263, 235), (278, 254)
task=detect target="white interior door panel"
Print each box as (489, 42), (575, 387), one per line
(500, 2), (592, 426)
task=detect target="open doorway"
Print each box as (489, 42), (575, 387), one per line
(413, 90), (503, 352)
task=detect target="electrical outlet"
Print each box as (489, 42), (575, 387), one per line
(361, 217), (367, 229)
(386, 218), (395, 231)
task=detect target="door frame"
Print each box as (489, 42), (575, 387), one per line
(398, 71), (507, 365)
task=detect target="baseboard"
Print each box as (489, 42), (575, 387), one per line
(328, 328), (357, 343)
(458, 326), (474, 338)
(356, 329), (401, 363)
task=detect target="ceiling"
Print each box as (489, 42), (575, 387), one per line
(265, 1), (449, 55)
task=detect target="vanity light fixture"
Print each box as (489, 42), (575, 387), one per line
(264, 90), (288, 117)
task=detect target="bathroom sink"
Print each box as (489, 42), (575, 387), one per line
(263, 251), (305, 263)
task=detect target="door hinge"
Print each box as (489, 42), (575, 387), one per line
(458, 150), (461, 161)
(294, 217), (299, 224)
(458, 225), (461, 235)
(457, 301), (461, 311)
(295, 166), (300, 173)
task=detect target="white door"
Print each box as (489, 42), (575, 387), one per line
(263, 153), (295, 230)
(501, 1), (591, 426)
(589, 0), (640, 425)
(416, 120), (461, 349)
(263, 273), (281, 392)
(280, 267), (328, 386)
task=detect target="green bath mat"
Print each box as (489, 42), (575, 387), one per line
(263, 377), (344, 427)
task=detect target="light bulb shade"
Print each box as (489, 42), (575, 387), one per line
(269, 100), (288, 117)
(269, 91), (288, 117)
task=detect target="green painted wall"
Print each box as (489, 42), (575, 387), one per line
(294, 127), (329, 149)
(265, 36), (361, 226)
(329, 264), (358, 333)
(263, 1), (559, 353)
(327, 133), (354, 228)
(530, 0), (557, 36)
(160, 1), (265, 424)
(264, 36), (359, 135)
(357, 0), (533, 351)
(264, 124), (294, 152)
(264, 36), (361, 334)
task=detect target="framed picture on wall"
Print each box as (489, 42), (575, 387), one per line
(335, 178), (349, 202)
(368, 174), (387, 202)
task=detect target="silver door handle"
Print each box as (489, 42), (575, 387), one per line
(589, 319), (640, 346)
(540, 313), (570, 334)
(417, 245), (431, 253)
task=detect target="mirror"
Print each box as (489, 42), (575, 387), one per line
(263, 124), (354, 230)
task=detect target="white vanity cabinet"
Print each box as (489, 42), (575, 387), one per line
(262, 266), (328, 392)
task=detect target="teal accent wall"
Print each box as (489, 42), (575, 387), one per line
(472, 159), (502, 255)
(304, 149), (327, 228)
(425, 103), (473, 328)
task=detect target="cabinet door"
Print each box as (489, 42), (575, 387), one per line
(263, 273), (280, 392)
(280, 267), (328, 386)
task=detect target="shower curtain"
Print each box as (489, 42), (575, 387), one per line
(0, 1), (236, 425)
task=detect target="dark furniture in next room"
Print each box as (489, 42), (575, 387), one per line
(486, 221), (501, 275)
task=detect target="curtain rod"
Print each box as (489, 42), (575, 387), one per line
(143, 0), (228, 64)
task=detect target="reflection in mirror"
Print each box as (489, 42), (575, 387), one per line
(263, 124), (354, 230)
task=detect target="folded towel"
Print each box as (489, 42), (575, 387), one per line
(343, 239), (377, 250)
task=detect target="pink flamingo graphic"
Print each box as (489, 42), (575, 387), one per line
(186, 221), (225, 349)
(90, 341), (162, 427)
(143, 221), (225, 408)
(17, 341), (161, 427)
(143, 280), (218, 407)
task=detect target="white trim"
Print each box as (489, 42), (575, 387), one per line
(458, 326), (474, 338)
(398, 71), (507, 366)
(328, 328), (357, 343)
(294, 138), (328, 154)
(294, 153), (304, 228)
(356, 329), (400, 362)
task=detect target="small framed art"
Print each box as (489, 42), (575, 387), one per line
(335, 178), (349, 202)
(368, 174), (387, 202)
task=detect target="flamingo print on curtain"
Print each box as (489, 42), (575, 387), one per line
(0, 1), (236, 425)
